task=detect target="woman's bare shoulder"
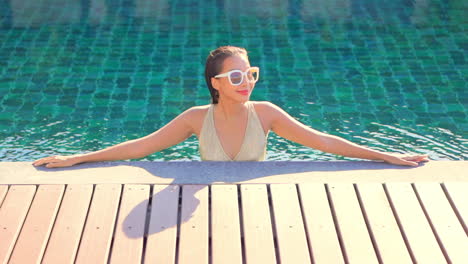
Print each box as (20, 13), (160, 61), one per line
(250, 101), (284, 129)
(251, 101), (282, 114)
(179, 105), (211, 133)
(184, 104), (210, 117)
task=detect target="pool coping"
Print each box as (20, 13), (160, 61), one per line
(1, 160), (467, 184)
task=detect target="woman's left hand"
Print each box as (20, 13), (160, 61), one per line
(382, 153), (430, 167)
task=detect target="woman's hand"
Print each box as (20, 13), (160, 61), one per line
(33, 154), (83, 168)
(381, 153), (430, 167)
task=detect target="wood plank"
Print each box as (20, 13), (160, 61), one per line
(110, 184), (149, 264)
(270, 184), (311, 264)
(144, 185), (180, 264)
(240, 184), (277, 264)
(8, 185), (64, 264)
(414, 183), (468, 263)
(327, 183), (379, 264)
(298, 183), (344, 264)
(178, 185), (209, 264)
(75, 184), (122, 264)
(41, 184), (93, 264)
(0, 185), (36, 264)
(211, 184), (242, 264)
(356, 183), (412, 264)
(385, 183), (446, 263)
(443, 182), (468, 232)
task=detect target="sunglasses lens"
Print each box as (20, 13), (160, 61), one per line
(247, 69), (259, 82)
(229, 71), (243, 85)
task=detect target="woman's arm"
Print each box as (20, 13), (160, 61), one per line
(33, 108), (198, 168)
(264, 102), (428, 166)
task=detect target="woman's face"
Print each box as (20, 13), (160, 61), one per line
(211, 54), (256, 103)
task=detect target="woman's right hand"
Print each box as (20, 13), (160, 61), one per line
(33, 154), (83, 168)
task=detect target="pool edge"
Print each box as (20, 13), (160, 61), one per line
(1, 160), (467, 184)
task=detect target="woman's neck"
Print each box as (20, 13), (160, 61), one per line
(215, 99), (248, 121)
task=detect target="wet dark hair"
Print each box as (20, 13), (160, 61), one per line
(204, 46), (248, 104)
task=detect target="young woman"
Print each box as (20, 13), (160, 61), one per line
(33, 46), (429, 168)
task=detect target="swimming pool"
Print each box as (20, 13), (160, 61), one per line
(0, 0), (466, 161)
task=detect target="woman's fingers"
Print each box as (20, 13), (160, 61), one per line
(385, 154), (428, 167)
(33, 156), (54, 166)
(403, 160), (419, 167)
(402, 154), (429, 163)
(33, 156), (71, 168)
(394, 157), (418, 166)
(399, 154), (430, 166)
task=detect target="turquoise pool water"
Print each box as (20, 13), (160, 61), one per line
(0, 0), (466, 161)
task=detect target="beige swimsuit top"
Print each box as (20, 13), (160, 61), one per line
(199, 101), (268, 161)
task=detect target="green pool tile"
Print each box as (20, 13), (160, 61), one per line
(0, 0), (466, 161)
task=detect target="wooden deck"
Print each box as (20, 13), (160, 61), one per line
(0, 161), (467, 263)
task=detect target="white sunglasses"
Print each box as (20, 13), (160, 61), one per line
(214, 67), (260, 86)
